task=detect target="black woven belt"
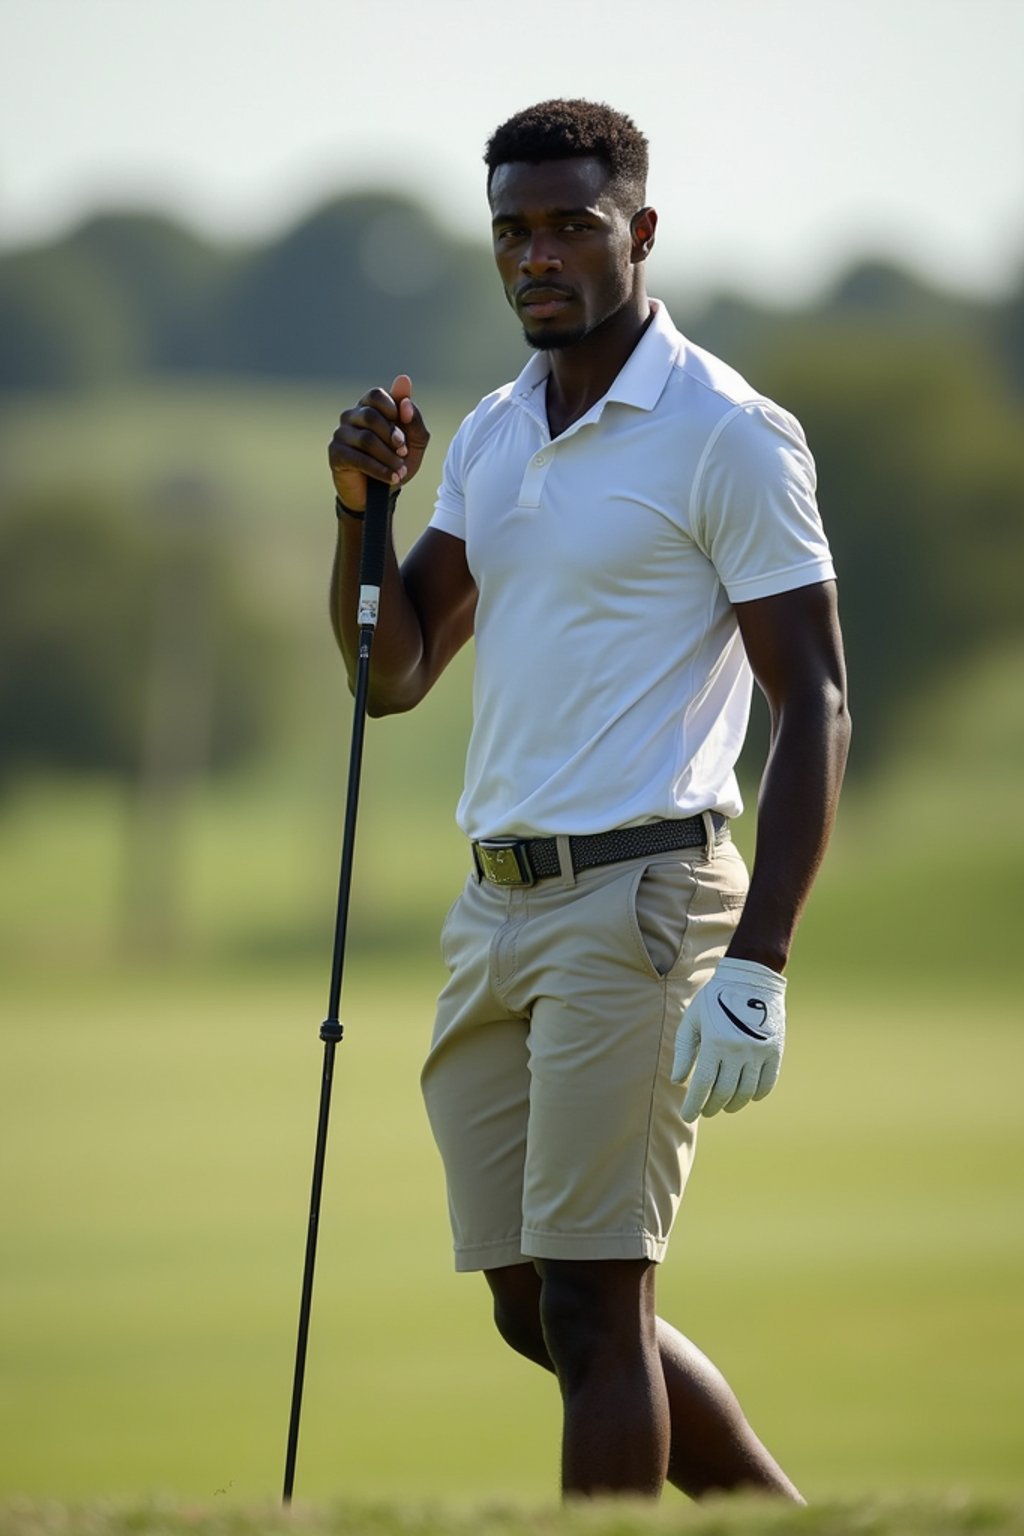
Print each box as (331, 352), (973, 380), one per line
(472, 813), (727, 887)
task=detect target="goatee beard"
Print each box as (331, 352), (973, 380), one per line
(523, 322), (589, 352)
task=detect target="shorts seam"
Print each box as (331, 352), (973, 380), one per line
(522, 1225), (659, 1242)
(453, 1234), (527, 1272)
(640, 977), (672, 1233)
(455, 1233), (524, 1250)
(522, 1228), (669, 1263)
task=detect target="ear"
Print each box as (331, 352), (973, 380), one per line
(630, 206), (658, 264)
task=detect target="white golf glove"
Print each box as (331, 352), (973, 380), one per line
(672, 957), (787, 1121)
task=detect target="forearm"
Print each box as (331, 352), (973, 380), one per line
(329, 512), (428, 715)
(727, 684), (851, 972)
(328, 374), (452, 712)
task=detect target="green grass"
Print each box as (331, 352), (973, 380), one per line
(2, 1492), (1024, 1536)
(3, 945), (1023, 1503)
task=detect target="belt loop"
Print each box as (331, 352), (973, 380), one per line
(555, 834), (577, 887)
(701, 810), (718, 859)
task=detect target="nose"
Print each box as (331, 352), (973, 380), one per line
(519, 235), (562, 276)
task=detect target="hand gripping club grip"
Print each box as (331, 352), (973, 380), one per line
(357, 479), (391, 628)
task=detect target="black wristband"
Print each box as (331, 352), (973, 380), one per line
(335, 494), (363, 522)
(335, 487), (400, 522)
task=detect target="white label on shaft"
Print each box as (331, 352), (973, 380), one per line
(358, 584), (380, 627)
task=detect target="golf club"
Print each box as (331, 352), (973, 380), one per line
(282, 474), (392, 1504)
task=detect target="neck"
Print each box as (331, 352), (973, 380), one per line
(545, 288), (652, 436)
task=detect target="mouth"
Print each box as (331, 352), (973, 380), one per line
(517, 286), (574, 320)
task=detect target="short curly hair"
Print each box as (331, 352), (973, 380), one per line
(484, 99), (648, 211)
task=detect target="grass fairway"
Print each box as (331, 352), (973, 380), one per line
(3, 950), (1022, 1505)
(1, 1494), (1023, 1536)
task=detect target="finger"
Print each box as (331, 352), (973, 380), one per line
(701, 1060), (741, 1118)
(328, 439), (406, 488)
(344, 403), (410, 459)
(359, 386), (400, 420)
(681, 1058), (719, 1122)
(391, 374), (430, 446)
(752, 1054), (782, 1102)
(330, 425), (407, 483)
(722, 1060), (761, 1114)
(345, 403), (401, 436)
(390, 376), (414, 428)
(671, 1019), (699, 1084)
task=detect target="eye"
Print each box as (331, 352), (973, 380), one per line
(496, 226), (527, 242)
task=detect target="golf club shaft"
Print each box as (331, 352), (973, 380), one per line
(283, 477), (392, 1504)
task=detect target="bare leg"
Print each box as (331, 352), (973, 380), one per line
(486, 1261), (803, 1502)
(536, 1257), (667, 1497)
(657, 1319), (803, 1500)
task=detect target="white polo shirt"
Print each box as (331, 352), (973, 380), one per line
(430, 300), (835, 841)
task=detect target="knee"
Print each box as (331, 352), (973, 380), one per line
(537, 1269), (610, 1386)
(538, 1260), (654, 1388)
(486, 1267), (549, 1367)
(493, 1293), (545, 1363)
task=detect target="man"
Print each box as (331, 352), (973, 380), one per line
(328, 99), (850, 1503)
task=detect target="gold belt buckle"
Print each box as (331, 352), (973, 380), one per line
(474, 839), (534, 886)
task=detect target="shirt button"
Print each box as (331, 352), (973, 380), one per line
(533, 453), (546, 466)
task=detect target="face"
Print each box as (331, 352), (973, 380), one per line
(488, 157), (655, 351)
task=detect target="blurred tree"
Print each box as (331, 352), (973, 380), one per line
(828, 257), (987, 334)
(0, 213), (230, 389)
(0, 244), (140, 389)
(225, 189), (519, 391)
(993, 263), (1024, 397)
(0, 192), (523, 396)
(746, 325), (1024, 770)
(66, 211), (232, 371)
(0, 491), (282, 785)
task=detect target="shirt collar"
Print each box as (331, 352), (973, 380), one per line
(510, 298), (681, 415)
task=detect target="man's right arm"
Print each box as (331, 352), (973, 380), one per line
(328, 374), (476, 716)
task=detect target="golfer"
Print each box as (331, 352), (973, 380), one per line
(328, 99), (850, 1502)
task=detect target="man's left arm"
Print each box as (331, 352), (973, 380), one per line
(672, 579), (851, 1119)
(728, 578), (850, 973)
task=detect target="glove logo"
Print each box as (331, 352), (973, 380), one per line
(717, 993), (770, 1041)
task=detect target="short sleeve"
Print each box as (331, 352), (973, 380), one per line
(693, 402), (836, 603)
(428, 412), (471, 542)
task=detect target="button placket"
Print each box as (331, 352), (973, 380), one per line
(518, 447), (552, 507)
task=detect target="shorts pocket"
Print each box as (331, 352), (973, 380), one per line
(629, 859), (697, 979)
(703, 839), (750, 914)
(439, 887), (466, 972)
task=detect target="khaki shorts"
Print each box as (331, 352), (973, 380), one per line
(420, 832), (748, 1271)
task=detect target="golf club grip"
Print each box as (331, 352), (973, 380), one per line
(359, 478), (391, 591)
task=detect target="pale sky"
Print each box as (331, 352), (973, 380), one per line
(3, 0), (1023, 304)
